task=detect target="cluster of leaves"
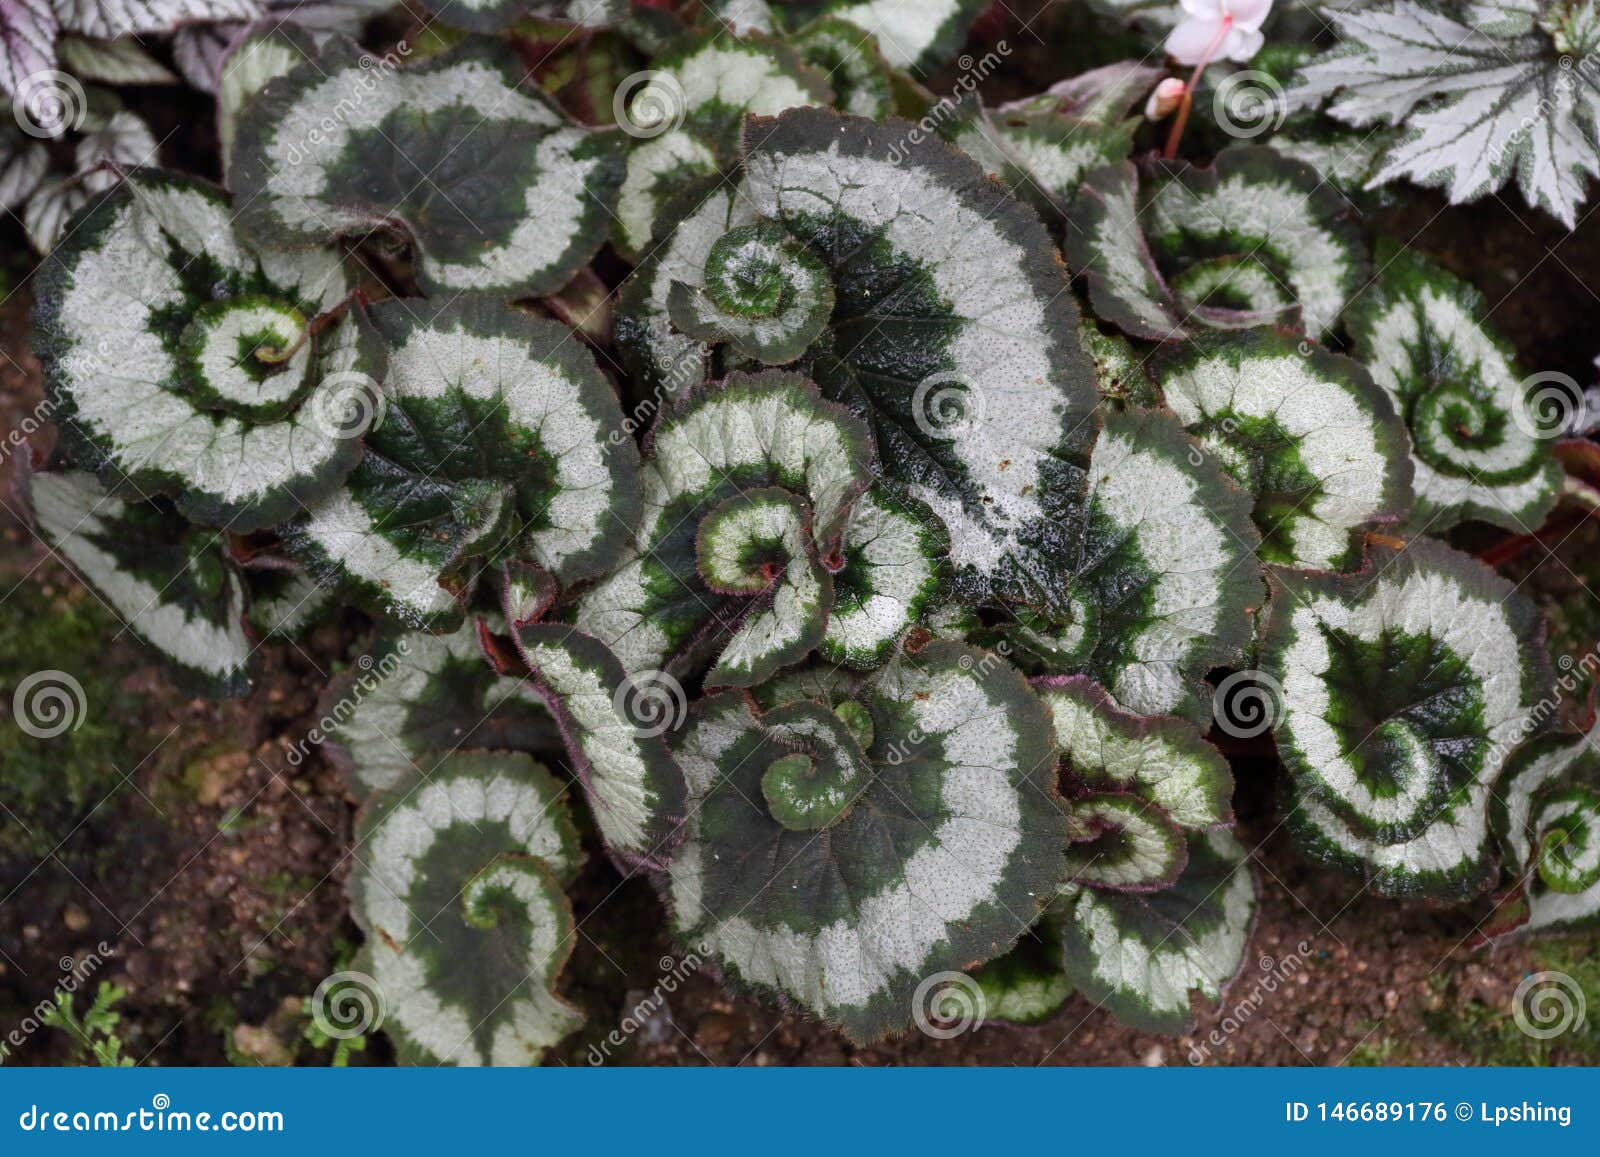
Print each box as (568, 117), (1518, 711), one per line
(19, 0), (1597, 1059)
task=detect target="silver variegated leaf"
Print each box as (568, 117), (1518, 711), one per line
(667, 640), (1066, 1043)
(1002, 408), (1262, 723)
(1065, 149), (1366, 342)
(814, 0), (985, 72)
(574, 370), (877, 686)
(1490, 720), (1600, 937)
(1057, 829), (1256, 1034)
(613, 30), (829, 258)
(1346, 241), (1561, 533)
(618, 107), (1100, 606)
(510, 623), (689, 871)
(351, 752), (583, 1066)
(1261, 538), (1553, 900)
(1292, 0), (1600, 226)
(34, 168), (380, 532)
(26, 468), (252, 695)
(284, 295), (641, 630)
(231, 37), (624, 297)
(321, 617), (556, 797)
(1155, 329), (1414, 570)
(1037, 675), (1233, 892)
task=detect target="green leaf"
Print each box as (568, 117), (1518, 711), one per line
(1261, 538), (1554, 900)
(1291, 0), (1600, 227)
(34, 168), (380, 532)
(613, 31), (829, 257)
(284, 295), (641, 630)
(216, 21), (320, 177)
(789, 16), (893, 118)
(231, 38), (624, 297)
(1037, 675), (1234, 892)
(245, 567), (331, 640)
(939, 90), (1138, 219)
(1065, 149), (1366, 342)
(618, 106), (1100, 605)
(1345, 241), (1561, 533)
(954, 936), (1073, 1026)
(1001, 408), (1263, 723)
(1057, 829), (1257, 1034)
(26, 468), (252, 696)
(813, 0), (987, 72)
(351, 752), (583, 1065)
(1155, 329), (1414, 570)
(666, 640), (1066, 1042)
(1491, 720), (1600, 937)
(322, 618), (557, 798)
(511, 623), (689, 870)
(821, 485), (947, 669)
(574, 370), (874, 684)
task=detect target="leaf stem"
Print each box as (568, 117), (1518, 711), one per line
(1163, 16), (1234, 159)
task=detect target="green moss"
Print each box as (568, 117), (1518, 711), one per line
(1420, 942), (1600, 1065)
(0, 582), (143, 859)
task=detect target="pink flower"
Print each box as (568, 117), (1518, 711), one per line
(1164, 0), (1274, 66)
(1145, 77), (1188, 120)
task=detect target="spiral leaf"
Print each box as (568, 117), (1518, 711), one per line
(27, 469), (252, 696)
(284, 296), (641, 630)
(231, 38), (623, 297)
(821, 486), (948, 669)
(575, 370), (873, 684)
(1345, 242), (1561, 532)
(1038, 676), (1233, 892)
(1001, 409), (1262, 723)
(613, 31), (830, 258)
(619, 106), (1100, 604)
(1261, 538), (1553, 900)
(1066, 149), (1365, 342)
(1490, 719), (1600, 937)
(351, 752), (583, 1066)
(511, 624), (689, 870)
(1155, 329), (1414, 570)
(34, 168), (379, 533)
(667, 640), (1066, 1042)
(1057, 829), (1257, 1034)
